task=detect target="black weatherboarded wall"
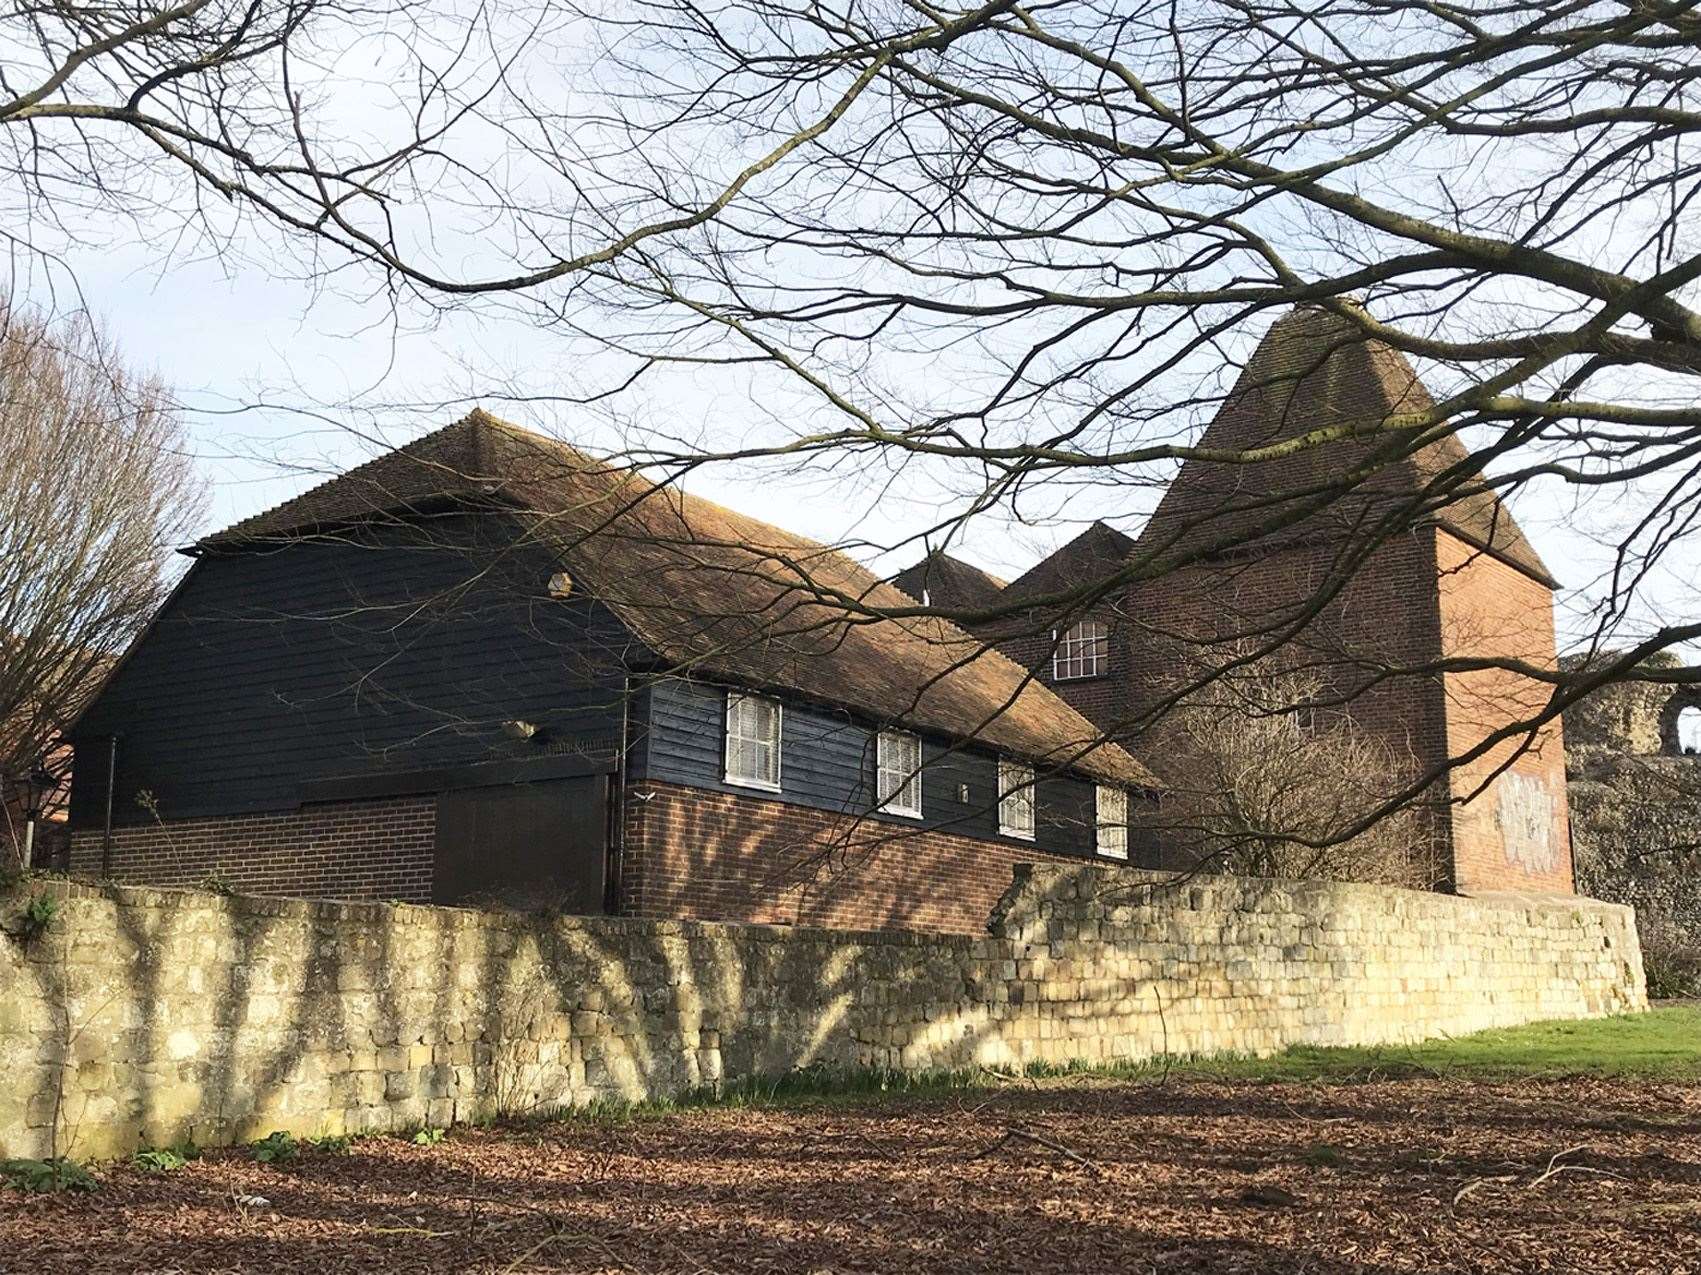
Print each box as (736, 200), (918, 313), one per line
(629, 677), (1125, 858)
(71, 510), (640, 829)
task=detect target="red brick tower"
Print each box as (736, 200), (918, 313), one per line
(996, 306), (1573, 894)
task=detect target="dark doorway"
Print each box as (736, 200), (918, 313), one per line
(432, 776), (609, 912)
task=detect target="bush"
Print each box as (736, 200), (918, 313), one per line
(132, 1143), (199, 1173)
(1146, 655), (1435, 888)
(1, 1158), (96, 1193)
(248, 1131), (298, 1165)
(1640, 919), (1701, 999)
(6, 892), (59, 944)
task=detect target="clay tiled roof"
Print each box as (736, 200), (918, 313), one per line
(202, 412), (1157, 790)
(1135, 306), (1556, 587)
(890, 551), (1007, 612)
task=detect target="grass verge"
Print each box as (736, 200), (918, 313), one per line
(537, 1005), (1699, 1125)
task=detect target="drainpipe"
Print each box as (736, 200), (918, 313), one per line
(606, 674), (632, 915)
(100, 735), (118, 878)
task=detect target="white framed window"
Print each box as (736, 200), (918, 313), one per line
(724, 692), (782, 791)
(997, 758), (1036, 840)
(1052, 620), (1108, 681)
(876, 730), (923, 818)
(1095, 786), (1129, 860)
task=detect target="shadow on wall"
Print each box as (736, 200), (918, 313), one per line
(620, 781), (1095, 934)
(0, 865), (1646, 1162)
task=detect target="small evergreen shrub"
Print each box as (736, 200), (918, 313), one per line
(132, 1147), (191, 1174)
(1, 1158), (97, 1193)
(248, 1131), (298, 1165)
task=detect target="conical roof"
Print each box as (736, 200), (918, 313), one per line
(1135, 307), (1555, 586)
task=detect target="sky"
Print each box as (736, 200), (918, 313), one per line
(8, 1), (1696, 664)
(32, 226), (1693, 665)
(38, 224), (1682, 662)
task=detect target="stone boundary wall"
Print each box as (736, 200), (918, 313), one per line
(0, 867), (1646, 1160)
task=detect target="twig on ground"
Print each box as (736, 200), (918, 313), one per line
(974, 1126), (1105, 1176)
(1453, 1176), (1516, 1207)
(1455, 1143), (1628, 1207)
(1527, 1144), (1625, 1189)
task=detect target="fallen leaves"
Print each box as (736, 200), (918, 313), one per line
(1, 1074), (1696, 1274)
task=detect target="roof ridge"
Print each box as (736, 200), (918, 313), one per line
(1000, 518), (1138, 602)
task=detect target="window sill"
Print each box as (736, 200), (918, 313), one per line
(1096, 847), (1130, 861)
(1050, 672), (1110, 684)
(1001, 827), (1036, 842)
(880, 804), (924, 821)
(724, 774), (782, 794)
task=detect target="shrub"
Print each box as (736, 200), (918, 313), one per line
(1640, 919), (1701, 1000)
(1146, 654), (1436, 888)
(306, 1134), (353, 1154)
(132, 1148), (187, 1174)
(248, 1131), (298, 1165)
(1, 1158), (96, 1193)
(7, 892), (59, 944)
(132, 1142), (199, 1173)
(411, 1126), (447, 1147)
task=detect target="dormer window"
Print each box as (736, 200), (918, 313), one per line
(1052, 620), (1108, 681)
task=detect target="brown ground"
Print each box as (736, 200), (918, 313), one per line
(3, 1076), (1698, 1274)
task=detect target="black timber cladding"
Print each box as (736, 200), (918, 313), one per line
(629, 676), (1137, 857)
(433, 775), (610, 912)
(70, 511), (640, 826)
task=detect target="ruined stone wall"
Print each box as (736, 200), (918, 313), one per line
(0, 866), (1645, 1162)
(1569, 758), (1701, 935)
(1561, 651), (1701, 944)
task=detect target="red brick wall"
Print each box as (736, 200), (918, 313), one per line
(620, 780), (1092, 933)
(1434, 530), (1573, 893)
(993, 604), (1131, 734)
(64, 782), (1096, 932)
(1063, 526), (1572, 895)
(67, 797), (437, 902)
(1114, 531), (1455, 870)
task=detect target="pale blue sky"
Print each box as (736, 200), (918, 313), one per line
(25, 185), (1696, 666)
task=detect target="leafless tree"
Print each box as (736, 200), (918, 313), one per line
(6, 0), (1701, 855)
(1146, 655), (1434, 887)
(0, 304), (204, 867)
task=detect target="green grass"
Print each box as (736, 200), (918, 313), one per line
(532, 1006), (1699, 1126)
(1185, 1004), (1701, 1082)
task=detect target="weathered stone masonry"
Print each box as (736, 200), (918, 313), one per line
(0, 866), (1646, 1161)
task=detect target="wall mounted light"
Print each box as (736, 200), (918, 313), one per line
(502, 719), (539, 741)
